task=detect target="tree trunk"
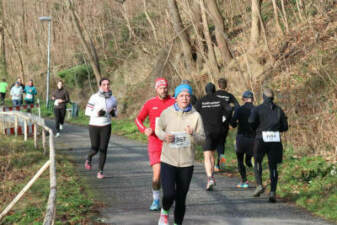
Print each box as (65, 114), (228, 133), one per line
(200, 0), (218, 81)
(249, 0), (262, 49)
(143, 0), (158, 44)
(167, 0), (194, 70)
(271, 0), (283, 35)
(206, 0), (232, 65)
(0, 0), (7, 77)
(281, 0), (289, 33)
(67, 0), (101, 87)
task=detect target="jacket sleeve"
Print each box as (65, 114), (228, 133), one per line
(33, 87), (37, 95)
(135, 102), (149, 133)
(64, 90), (70, 104)
(230, 94), (240, 110)
(248, 107), (259, 130)
(155, 111), (167, 141)
(85, 95), (97, 117)
(279, 109), (288, 132)
(230, 107), (239, 128)
(191, 113), (205, 145)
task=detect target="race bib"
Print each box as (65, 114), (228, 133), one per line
(54, 100), (59, 106)
(222, 116), (226, 122)
(169, 132), (191, 148)
(262, 131), (280, 142)
(26, 93), (33, 99)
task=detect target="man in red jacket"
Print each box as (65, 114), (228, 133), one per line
(135, 78), (175, 211)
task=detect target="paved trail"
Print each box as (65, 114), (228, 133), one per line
(49, 121), (334, 225)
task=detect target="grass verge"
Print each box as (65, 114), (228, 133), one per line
(0, 136), (97, 225)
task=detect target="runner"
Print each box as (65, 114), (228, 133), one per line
(195, 82), (232, 191)
(230, 90), (255, 188)
(135, 78), (175, 211)
(0, 78), (8, 105)
(214, 78), (240, 171)
(84, 77), (117, 179)
(248, 88), (288, 202)
(10, 81), (23, 106)
(24, 79), (37, 104)
(155, 83), (205, 225)
(51, 80), (70, 137)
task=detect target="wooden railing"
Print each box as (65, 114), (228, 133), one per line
(0, 111), (56, 225)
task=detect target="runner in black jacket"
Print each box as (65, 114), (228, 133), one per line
(248, 88), (288, 202)
(214, 78), (240, 171)
(196, 82), (232, 191)
(231, 91), (255, 188)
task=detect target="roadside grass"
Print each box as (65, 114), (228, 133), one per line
(0, 136), (97, 225)
(104, 119), (337, 223)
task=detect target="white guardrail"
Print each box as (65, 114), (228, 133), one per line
(0, 111), (56, 225)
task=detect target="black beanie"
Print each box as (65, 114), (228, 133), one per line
(205, 82), (215, 95)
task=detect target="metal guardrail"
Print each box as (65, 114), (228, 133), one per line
(0, 111), (56, 225)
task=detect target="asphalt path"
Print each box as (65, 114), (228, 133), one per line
(47, 120), (334, 225)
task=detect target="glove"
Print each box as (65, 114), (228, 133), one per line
(98, 109), (106, 117)
(110, 109), (116, 117)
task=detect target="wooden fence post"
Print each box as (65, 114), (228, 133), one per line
(24, 119), (28, 141)
(34, 124), (38, 148)
(14, 115), (18, 136)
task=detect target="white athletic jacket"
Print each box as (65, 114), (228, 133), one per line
(85, 92), (118, 126)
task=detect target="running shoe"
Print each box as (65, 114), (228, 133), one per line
(219, 154), (226, 170)
(236, 181), (249, 188)
(150, 199), (161, 211)
(55, 132), (60, 138)
(85, 160), (92, 170)
(97, 171), (104, 179)
(206, 177), (215, 191)
(269, 192), (276, 203)
(253, 185), (264, 197)
(214, 165), (220, 172)
(158, 209), (169, 225)
(60, 124), (63, 130)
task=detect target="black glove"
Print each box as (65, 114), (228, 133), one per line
(110, 109), (116, 117)
(98, 109), (106, 117)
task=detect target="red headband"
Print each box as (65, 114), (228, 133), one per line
(155, 78), (168, 89)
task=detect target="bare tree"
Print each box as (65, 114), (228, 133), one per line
(281, 0), (289, 33)
(200, 0), (218, 80)
(0, 0), (7, 77)
(271, 0), (283, 35)
(167, 0), (194, 70)
(206, 0), (232, 64)
(66, 0), (102, 86)
(249, 0), (262, 49)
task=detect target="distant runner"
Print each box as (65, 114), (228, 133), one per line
(249, 88), (288, 202)
(231, 91), (255, 188)
(51, 80), (70, 137)
(85, 77), (117, 179)
(10, 81), (23, 106)
(24, 79), (37, 104)
(215, 78), (239, 171)
(0, 78), (8, 105)
(156, 83), (205, 225)
(135, 78), (175, 211)
(196, 82), (232, 191)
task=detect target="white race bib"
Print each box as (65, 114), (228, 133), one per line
(222, 116), (226, 122)
(169, 132), (191, 148)
(262, 131), (280, 142)
(54, 100), (59, 106)
(26, 93), (33, 99)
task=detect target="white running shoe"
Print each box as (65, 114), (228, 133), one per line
(158, 209), (169, 225)
(55, 132), (60, 138)
(60, 124), (63, 130)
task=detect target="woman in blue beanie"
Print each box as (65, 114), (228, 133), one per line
(156, 83), (205, 225)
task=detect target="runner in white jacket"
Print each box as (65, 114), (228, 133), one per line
(84, 78), (117, 179)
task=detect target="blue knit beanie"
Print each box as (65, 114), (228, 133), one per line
(174, 84), (192, 98)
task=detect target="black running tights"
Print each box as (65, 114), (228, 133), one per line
(161, 162), (193, 225)
(87, 124), (111, 171)
(254, 158), (278, 192)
